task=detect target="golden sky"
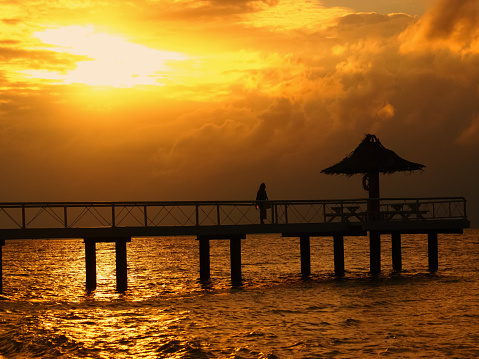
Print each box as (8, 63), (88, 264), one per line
(1, 0), (479, 225)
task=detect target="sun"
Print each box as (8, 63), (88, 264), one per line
(26, 25), (188, 88)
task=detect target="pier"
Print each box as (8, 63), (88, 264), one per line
(0, 197), (470, 293)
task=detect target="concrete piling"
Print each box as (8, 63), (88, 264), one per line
(115, 239), (128, 292)
(334, 235), (345, 277)
(0, 240), (4, 294)
(84, 240), (97, 291)
(370, 231), (381, 275)
(392, 232), (402, 272)
(428, 232), (438, 272)
(300, 236), (311, 277)
(199, 237), (211, 281)
(230, 237), (242, 283)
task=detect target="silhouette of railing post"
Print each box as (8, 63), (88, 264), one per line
(300, 235), (311, 277)
(63, 206), (67, 228)
(21, 204), (26, 229)
(111, 204), (116, 227)
(195, 204), (199, 226)
(84, 239), (96, 291)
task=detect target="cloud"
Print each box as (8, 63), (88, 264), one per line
(2, 18), (22, 25)
(400, 0), (479, 54)
(242, 0), (350, 31)
(457, 115), (479, 146)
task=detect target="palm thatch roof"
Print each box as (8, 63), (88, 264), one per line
(321, 134), (425, 176)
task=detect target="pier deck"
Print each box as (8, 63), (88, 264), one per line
(0, 197), (470, 292)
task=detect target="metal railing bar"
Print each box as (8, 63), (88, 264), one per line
(0, 208), (23, 229)
(0, 197), (467, 229)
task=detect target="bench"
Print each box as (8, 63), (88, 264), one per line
(382, 203), (428, 220)
(325, 206), (364, 222)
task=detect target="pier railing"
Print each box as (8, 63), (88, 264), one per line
(0, 197), (467, 230)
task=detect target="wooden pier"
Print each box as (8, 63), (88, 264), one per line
(0, 197), (470, 293)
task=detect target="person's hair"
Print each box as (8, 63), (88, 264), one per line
(259, 183), (266, 190)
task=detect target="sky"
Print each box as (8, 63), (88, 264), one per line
(1, 0), (479, 226)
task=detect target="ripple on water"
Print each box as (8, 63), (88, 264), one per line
(1, 233), (479, 358)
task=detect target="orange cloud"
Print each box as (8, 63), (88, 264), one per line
(400, 0), (479, 54)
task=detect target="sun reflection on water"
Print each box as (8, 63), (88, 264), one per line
(1, 232), (478, 357)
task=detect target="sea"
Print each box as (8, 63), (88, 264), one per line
(0, 229), (478, 358)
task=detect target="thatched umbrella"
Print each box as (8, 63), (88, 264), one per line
(321, 134), (425, 219)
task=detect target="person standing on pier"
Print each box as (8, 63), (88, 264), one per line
(256, 182), (269, 224)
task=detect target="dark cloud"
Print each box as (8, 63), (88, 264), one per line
(425, 0), (479, 39)
(320, 0), (426, 16)
(144, 0), (279, 22)
(207, 0), (279, 7)
(400, 0), (479, 53)
(0, 39), (21, 45)
(332, 12), (412, 39)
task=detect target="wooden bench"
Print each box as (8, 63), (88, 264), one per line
(382, 203), (428, 220)
(325, 206), (364, 222)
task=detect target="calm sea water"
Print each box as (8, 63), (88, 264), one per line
(0, 229), (478, 358)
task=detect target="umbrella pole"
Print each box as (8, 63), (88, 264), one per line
(368, 171), (381, 275)
(367, 171), (380, 220)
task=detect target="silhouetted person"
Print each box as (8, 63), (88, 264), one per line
(256, 182), (269, 224)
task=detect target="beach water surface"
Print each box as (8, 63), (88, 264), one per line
(1, 230), (478, 358)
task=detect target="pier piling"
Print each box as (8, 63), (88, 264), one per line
(370, 232), (381, 275)
(428, 232), (438, 272)
(199, 237), (210, 281)
(230, 237), (242, 283)
(84, 240), (97, 291)
(300, 236), (311, 277)
(392, 232), (402, 271)
(334, 235), (345, 277)
(115, 238), (129, 292)
(0, 240), (4, 294)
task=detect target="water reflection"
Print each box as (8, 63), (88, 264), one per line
(0, 232), (478, 358)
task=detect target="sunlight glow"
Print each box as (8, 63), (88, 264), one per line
(244, 0), (348, 31)
(29, 25), (188, 87)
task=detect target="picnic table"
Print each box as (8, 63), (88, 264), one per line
(325, 206), (363, 222)
(383, 203), (427, 220)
